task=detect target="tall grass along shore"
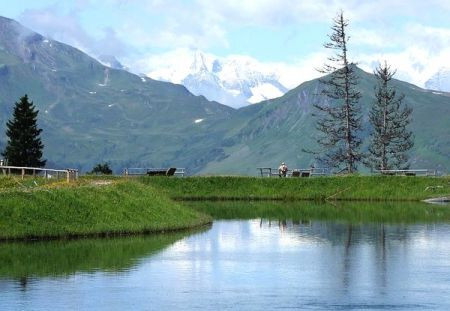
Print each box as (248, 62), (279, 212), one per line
(140, 175), (449, 201)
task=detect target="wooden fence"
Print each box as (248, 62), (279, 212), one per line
(0, 165), (79, 182)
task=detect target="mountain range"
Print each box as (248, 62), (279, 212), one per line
(0, 16), (449, 174)
(146, 50), (288, 108)
(425, 68), (450, 92)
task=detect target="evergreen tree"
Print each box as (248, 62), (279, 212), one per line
(1, 95), (46, 167)
(311, 11), (363, 173)
(366, 62), (414, 170)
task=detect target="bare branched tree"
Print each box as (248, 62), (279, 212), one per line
(309, 11), (363, 173)
(366, 62), (414, 170)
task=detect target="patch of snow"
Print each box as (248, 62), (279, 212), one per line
(141, 77), (146, 82)
(108, 104), (114, 107)
(194, 118), (204, 124)
(98, 83), (106, 87)
(432, 91), (443, 95)
(51, 69), (57, 72)
(89, 91), (96, 94)
(248, 83), (284, 103)
(43, 39), (49, 43)
(44, 110), (48, 114)
(120, 89), (125, 92)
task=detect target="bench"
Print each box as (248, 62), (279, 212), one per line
(258, 168), (327, 177)
(376, 169), (436, 176)
(146, 167), (177, 176)
(291, 170), (310, 177)
(124, 167), (184, 177)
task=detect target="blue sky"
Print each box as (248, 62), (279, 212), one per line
(2, 0), (450, 87)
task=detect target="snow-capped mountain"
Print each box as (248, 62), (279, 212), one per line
(97, 54), (126, 70)
(425, 68), (450, 92)
(146, 50), (289, 108)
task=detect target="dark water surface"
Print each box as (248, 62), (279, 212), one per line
(1, 211), (450, 310)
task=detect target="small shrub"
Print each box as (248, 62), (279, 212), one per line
(90, 163), (113, 175)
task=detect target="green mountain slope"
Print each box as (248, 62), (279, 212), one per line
(201, 66), (450, 175)
(0, 17), (448, 175)
(0, 16), (235, 172)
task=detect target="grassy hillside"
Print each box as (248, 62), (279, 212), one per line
(139, 175), (450, 201)
(202, 67), (450, 175)
(0, 17), (448, 175)
(0, 16), (234, 173)
(0, 178), (211, 240)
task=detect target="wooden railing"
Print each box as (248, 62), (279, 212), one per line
(375, 169), (437, 176)
(257, 167), (329, 177)
(0, 165), (79, 182)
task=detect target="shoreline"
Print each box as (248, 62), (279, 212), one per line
(1, 175), (448, 241)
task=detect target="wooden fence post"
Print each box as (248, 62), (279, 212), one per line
(21, 168), (25, 180)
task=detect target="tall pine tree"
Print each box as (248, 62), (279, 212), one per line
(2, 95), (46, 167)
(366, 62), (413, 170)
(311, 11), (363, 173)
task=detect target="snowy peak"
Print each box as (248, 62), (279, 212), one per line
(145, 49), (289, 108)
(97, 55), (126, 70)
(425, 68), (450, 92)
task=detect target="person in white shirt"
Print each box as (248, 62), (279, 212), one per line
(278, 162), (288, 177)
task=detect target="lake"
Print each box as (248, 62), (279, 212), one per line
(1, 202), (450, 310)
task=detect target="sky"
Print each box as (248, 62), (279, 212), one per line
(1, 0), (450, 88)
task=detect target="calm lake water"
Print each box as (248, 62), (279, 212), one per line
(1, 211), (450, 310)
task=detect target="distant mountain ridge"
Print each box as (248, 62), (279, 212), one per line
(147, 50), (289, 108)
(199, 65), (450, 175)
(0, 16), (234, 173)
(425, 68), (450, 92)
(0, 16), (449, 174)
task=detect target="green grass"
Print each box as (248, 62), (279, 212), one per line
(0, 180), (211, 240)
(139, 175), (450, 201)
(185, 201), (450, 223)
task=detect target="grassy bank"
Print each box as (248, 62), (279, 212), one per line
(140, 175), (450, 201)
(185, 201), (450, 223)
(0, 178), (211, 240)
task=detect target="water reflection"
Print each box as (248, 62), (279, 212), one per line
(1, 206), (450, 310)
(0, 228), (208, 281)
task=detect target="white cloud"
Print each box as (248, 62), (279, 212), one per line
(12, 1), (450, 90)
(18, 5), (129, 58)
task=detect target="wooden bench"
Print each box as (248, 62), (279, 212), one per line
(147, 167), (177, 176)
(124, 167), (185, 177)
(291, 170), (310, 177)
(258, 168), (327, 177)
(376, 169), (436, 176)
